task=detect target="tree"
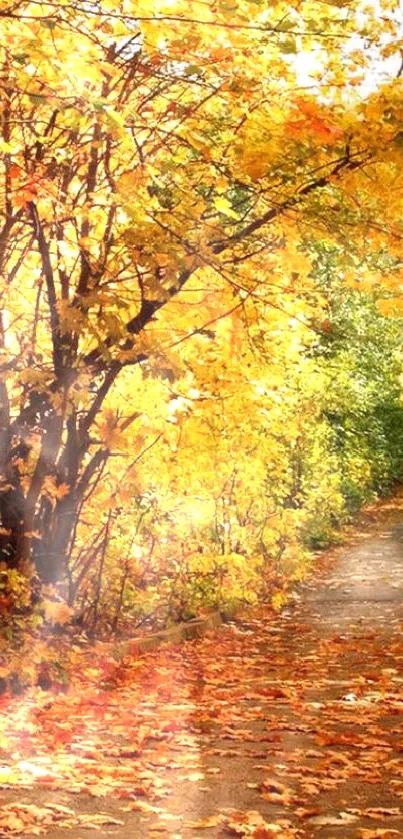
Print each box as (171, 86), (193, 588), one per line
(0, 0), (402, 583)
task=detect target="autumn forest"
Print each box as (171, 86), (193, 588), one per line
(1, 2), (403, 835)
(1, 0), (403, 629)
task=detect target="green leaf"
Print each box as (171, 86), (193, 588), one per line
(28, 94), (46, 105)
(184, 65), (202, 77)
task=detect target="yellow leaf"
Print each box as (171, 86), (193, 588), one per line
(213, 196), (239, 219)
(42, 599), (73, 625)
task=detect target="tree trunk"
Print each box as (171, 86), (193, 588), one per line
(33, 493), (79, 584)
(0, 481), (25, 568)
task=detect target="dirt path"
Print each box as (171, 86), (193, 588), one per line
(1, 500), (403, 838)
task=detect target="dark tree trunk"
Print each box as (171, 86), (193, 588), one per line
(0, 481), (25, 567)
(0, 379), (26, 569)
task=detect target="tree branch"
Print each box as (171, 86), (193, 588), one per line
(83, 153), (370, 371)
(212, 153), (370, 253)
(80, 361), (122, 436)
(28, 201), (64, 376)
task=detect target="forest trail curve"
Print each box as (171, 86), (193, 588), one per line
(1, 497), (403, 839)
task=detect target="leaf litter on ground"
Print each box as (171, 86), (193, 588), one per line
(1, 508), (403, 838)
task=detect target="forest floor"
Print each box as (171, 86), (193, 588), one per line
(1, 494), (403, 838)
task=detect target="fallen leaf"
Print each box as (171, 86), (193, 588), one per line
(309, 811), (358, 826)
(186, 815), (222, 828)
